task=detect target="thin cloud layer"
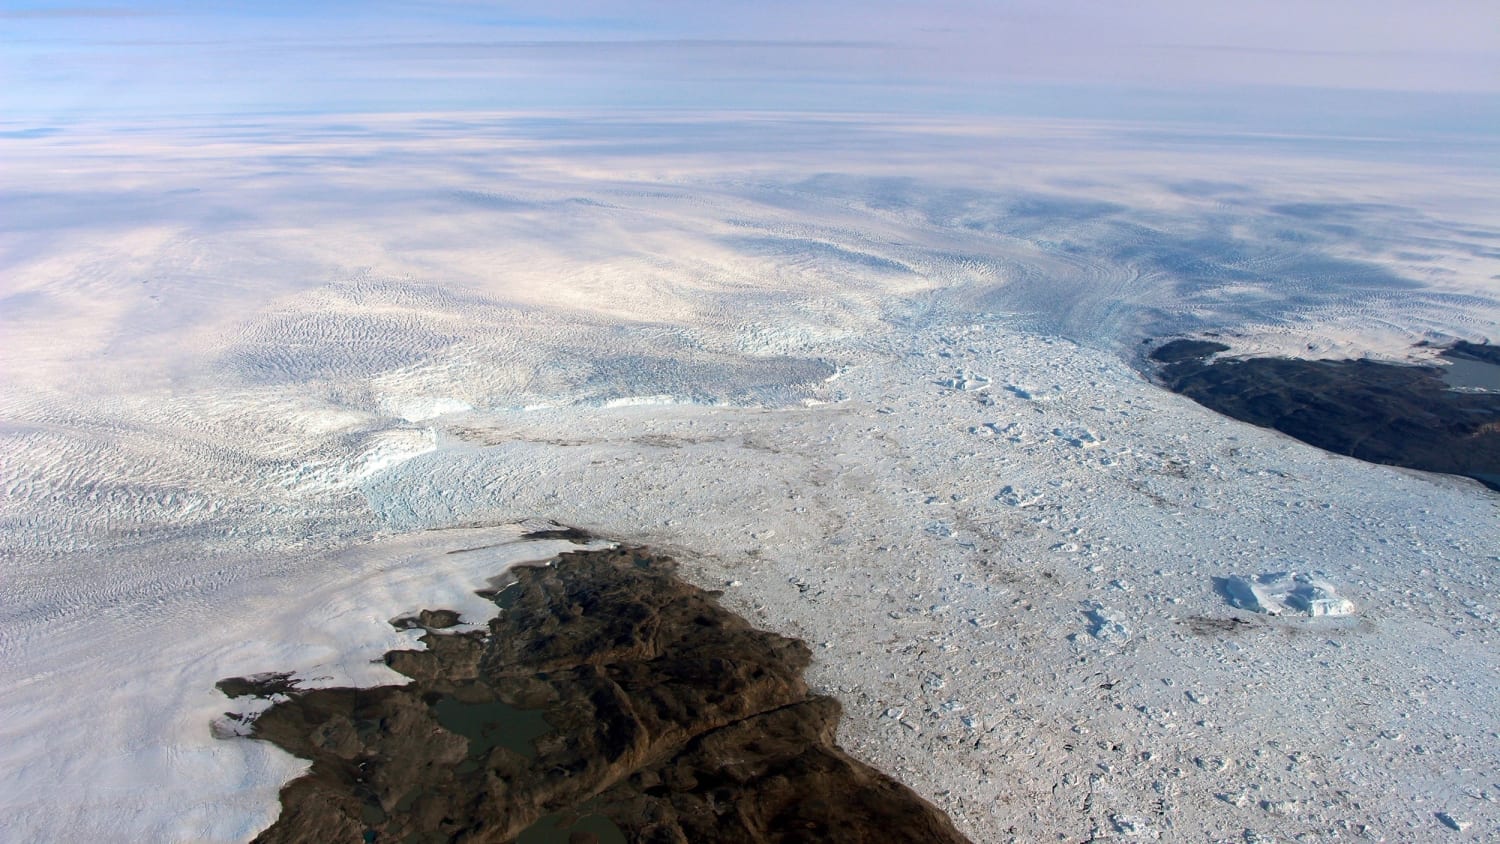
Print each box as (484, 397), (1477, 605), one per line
(2, 0), (1496, 121)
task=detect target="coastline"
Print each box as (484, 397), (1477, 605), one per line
(1149, 338), (1500, 492)
(222, 545), (970, 843)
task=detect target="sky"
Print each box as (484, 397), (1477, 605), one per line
(2, 0), (1498, 129)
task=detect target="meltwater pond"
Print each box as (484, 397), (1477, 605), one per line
(1441, 356), (1500, 392)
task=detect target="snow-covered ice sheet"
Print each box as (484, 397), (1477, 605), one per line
(2, 112), (1499, 841)
(0, 524), (591, 841)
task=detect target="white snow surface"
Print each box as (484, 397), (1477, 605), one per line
(0, 524), (590, 841)
(2, 113), (1499, 841)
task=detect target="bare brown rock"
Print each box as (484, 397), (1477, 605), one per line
(1150, 338), (1500, 491)
(221, 545), (970, 843)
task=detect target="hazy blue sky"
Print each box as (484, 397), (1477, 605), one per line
(2, 1), (1497, 128)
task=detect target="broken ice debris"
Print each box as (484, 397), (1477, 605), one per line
(938, 369), (992, 391)
(1053, 426), (1104, 448)
(1224, 572), (1355, 617)
(1436, 812), (1470, 832)
(995, 485), (1043, 507)
(1110, 814), (1156, 838)
(1260, 799), (1299, 815)
(925, 521), (955, 538)
(1082, 601), (1131, 644)
(969, 421), (1008, 438)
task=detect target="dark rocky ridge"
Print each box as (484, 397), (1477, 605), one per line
(1150, 339), (1500, 492)
(1442, 340), (1500, 367)
(220, 546), (971, 843)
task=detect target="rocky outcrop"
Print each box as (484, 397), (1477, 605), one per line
(1150, 339), (1500, 492)
(221, 546), (970, 843)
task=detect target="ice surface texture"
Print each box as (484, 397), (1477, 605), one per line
(1223, 572), (1356, 617)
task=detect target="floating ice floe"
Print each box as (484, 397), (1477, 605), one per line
(1224, 571), (1356, 617)
(937, 369), (992, 391)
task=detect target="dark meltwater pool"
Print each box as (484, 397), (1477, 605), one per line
(1441, 356), (1500, 392)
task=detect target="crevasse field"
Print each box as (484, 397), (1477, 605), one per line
(2, 113), (1499, 841)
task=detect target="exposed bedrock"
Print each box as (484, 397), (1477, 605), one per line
(1149, 339), (1500, 492)
(221, 546), (970, 844)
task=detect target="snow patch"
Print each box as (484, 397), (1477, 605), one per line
(379, 396), (474, 423)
